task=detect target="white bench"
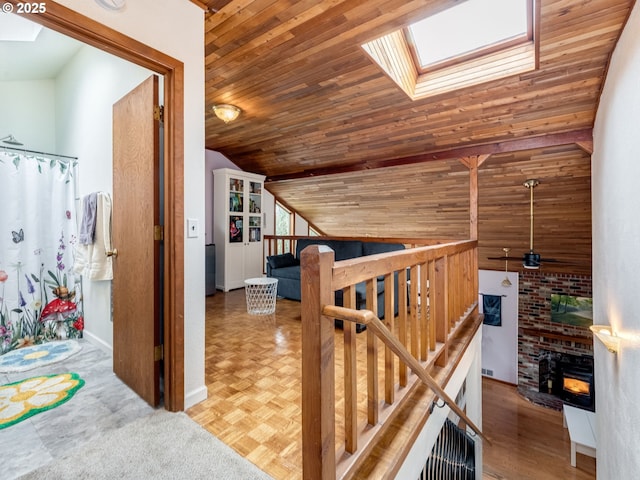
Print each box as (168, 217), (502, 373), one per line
(562, 404), (596, 467)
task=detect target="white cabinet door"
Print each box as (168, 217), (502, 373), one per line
(245, 241), (264, 280)
(226, 242), (246, 290)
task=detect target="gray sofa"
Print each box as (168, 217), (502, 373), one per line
(266, 238), (405, 332)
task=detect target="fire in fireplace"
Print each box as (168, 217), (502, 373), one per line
(560, 364), (595, 411)
(564, 377), (590, 396)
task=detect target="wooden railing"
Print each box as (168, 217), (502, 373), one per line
(299, 240), (484, 479)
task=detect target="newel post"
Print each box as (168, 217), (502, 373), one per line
(301, 245), (336, 480)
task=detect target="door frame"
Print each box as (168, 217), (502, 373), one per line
(14, 1), (185, 411)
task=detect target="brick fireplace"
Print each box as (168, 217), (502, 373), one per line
(517, 271), (593, 410)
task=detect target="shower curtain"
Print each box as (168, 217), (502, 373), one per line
(0, 151), (83, 355)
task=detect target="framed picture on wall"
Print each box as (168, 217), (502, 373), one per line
(550, 294), (593, 327)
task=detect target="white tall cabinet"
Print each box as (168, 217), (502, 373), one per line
(212, 168), (265, 291)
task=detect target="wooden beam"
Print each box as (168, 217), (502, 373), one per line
(460, 155), (488, 241)
(188, 0), (210, 11)
(576, 141), (594, 154)
(265, 129), (593, 182)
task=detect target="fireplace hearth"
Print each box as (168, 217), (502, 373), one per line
(539, 351), (595, 411)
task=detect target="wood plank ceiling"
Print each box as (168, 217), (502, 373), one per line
(200, 0), (635, 276)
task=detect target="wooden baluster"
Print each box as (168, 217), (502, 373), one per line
(419, 261), (429, 361)
(450, 253), (460, 325)
(409, 265), (419, 359)
(343, 285), (358, 454)
(366, 278), (378, 426)
(434, 255), (448, 368)
(384, 272), (395, 405)
(398, 268), (408, 387)
(428, 260), (436, 352)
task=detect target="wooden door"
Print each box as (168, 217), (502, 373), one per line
(112, 75), (161, 406)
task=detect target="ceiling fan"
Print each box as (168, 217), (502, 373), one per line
(489, 178), (562, 270)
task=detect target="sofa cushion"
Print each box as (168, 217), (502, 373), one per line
(361, 241), (405, 256)
(269, 265), (300, 281)
(266, 252), (299, 269)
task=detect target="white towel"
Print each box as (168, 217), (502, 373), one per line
(73, 192), (113, 281)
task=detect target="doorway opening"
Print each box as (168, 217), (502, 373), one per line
(5, 1), (185, 411)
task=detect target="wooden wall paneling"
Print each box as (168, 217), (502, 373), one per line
(204, 0), (631, 179)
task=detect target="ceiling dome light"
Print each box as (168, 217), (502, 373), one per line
(212, 104), (241, 124)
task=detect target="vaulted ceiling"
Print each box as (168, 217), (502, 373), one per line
(198, 0), (635, 275)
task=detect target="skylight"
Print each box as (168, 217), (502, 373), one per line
(362, 0), (536, 100)
(408, 0), (530, 69)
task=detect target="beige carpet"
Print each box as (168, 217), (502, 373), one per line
(18, 410), (274, 479)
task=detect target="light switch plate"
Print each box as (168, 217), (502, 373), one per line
(187, 218), (199, 238)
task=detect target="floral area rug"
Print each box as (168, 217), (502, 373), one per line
(0, 373), (84, 429)
(0, 340), (82, 373)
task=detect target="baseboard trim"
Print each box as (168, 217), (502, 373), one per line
(184, 384), (208, 410)
(82, 331), (113, 356)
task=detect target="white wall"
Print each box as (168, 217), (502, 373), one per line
(294, 213), (309, 235)
(0, 79), (56, 151)
(204, 150), (240, 244)
(55, 0), (206, 409)
(204, 150), (278, 240)
(263, 190), (275, 237)
(478, 270), (518, 384)
(592, 2), (640, 477)
(55, 44), (155, 352)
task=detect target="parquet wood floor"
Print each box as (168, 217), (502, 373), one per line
(186, 290), (596, 480)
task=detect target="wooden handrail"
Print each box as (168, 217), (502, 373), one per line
(323, 304), (491, 446)
(301, 240), (481, 479)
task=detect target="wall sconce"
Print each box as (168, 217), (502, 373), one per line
(212, 104), (241, 124)
(590, 325), (620, 354)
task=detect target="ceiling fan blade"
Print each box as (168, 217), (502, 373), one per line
(487, 256), (511, 260)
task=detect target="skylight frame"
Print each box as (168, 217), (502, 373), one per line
(361, 0), (538, 101)
(405, 0), (534, 74)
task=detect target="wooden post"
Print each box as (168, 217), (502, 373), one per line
(301, 245), (336, 480)
(460, 155), (489, 241)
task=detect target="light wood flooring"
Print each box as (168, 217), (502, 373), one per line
(187, 290), (596, 480)
(482, 378), (596, 480)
